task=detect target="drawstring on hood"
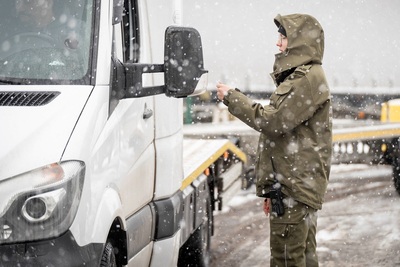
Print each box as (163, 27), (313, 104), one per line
(272, 14), (325, 83)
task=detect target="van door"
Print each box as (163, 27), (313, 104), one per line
(112, 0), (156, 215)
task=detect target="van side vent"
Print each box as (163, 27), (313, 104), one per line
(0, 91), (60, 106)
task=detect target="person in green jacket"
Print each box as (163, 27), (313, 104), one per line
(216, 13), (332, 266)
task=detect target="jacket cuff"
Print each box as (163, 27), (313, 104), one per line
(257, 186), (271, 198)
(223, 88), (241, 106)
(259, 192), (270, 198)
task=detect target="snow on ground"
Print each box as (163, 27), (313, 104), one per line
(211, 163), (400, 267)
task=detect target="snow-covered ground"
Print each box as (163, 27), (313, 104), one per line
(210, 164), (400, 267)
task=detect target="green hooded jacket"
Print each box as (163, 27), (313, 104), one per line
(223, 14), (332, 210)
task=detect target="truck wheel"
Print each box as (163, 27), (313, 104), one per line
(100, 242), (117, 267)
(178, 200), (211, 267)
(242, 166), (255, 190)
(393, 164), (400, 195)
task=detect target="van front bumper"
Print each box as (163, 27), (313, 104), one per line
(0, 230), (103, 267)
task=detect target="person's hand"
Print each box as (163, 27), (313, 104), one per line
(263, 198), (271, 217)
(216, 82), (231, 100)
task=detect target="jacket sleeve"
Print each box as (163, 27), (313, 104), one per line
(223, 76), (328, 136)
(223, 89), (279, 136)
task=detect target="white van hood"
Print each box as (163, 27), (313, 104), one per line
(0, 85), (93, 180)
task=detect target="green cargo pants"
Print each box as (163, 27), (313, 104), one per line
(269, 199), (319, 267)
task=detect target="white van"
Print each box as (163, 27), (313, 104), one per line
(0, 0), (246, 266)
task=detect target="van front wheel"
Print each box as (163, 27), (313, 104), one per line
(100, 242), (117, 267)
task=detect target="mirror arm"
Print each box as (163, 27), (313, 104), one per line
(124, 63), (165, 98)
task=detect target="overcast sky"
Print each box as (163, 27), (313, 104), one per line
(182, 0), (400, 93)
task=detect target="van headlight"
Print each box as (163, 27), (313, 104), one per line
(0, 161), (85, 244)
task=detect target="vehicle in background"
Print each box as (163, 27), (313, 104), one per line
(184, 99), (400, 196)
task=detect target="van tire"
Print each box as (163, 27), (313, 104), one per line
(100, 242), (117, 267)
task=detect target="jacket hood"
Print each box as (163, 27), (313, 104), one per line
(272, 14), (325, 75)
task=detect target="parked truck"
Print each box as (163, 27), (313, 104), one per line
(0, 0), (246, 266)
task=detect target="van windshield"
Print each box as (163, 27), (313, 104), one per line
(0, 0), (94, 84)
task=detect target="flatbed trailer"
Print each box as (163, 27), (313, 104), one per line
(183, 139), (247, 209)
(184, 118), (400, 195)
(333, 120), (400, 195)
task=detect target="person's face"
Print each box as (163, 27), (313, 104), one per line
(276, 33), (288, 52)
(16, 0), (52, 27)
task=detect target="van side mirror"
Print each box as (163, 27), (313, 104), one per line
(116, 26), (208, 99)
(164, 26), (208, 98)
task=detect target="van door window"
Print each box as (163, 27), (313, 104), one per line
(122, 0), (140, 63)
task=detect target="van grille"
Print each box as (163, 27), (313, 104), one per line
(0, 91), (60, 106)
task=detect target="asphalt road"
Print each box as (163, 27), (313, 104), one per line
(210, 164), (400, 267)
